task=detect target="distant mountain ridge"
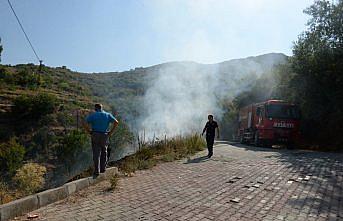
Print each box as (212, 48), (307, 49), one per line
(138, 52), (287, 72)
(77, 53), (288, 125)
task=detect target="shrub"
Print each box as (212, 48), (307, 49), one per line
(0, 67), (14, 84)
(0, 137), (25, 176)
(0, 126), (12, 141)
(108, 174), (119, 191)
(32, 93), (57, 116)
(16, 69), (43, 88)
(118, 134), (205, 173)
(137, 158), (156, 170)
(155, 134), (205, 159)
(56, 130), (89, 165)
(58, 82), (70, 91)
(30, 126), (57, 158)
(161, 153), (175, 162)
(56, 111), (74, 128)
(136, 147), (154, 160)
(12, 92), (57, 119)
(0, 67), (43, 88)
(0, 181), (14, 204)
(13, 163), (47, 194)
(184, 134), (206, 153)
(119, 147), (157, 173)
(109, 118), (134, 149)
(119, 156), (139, 173)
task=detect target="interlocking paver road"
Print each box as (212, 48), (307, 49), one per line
(17, 142), (343, 221)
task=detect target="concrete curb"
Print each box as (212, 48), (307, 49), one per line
(0, 167), (118, 221)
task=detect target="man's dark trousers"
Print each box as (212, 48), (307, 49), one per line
(206, 135), (215, 157)
(91, 132), (109, 174)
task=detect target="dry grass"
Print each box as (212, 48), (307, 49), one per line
(13, 163), (47, 195)
(161, 152), (176, 162)
(117, 134), (205, 174)
(0, 163), (46, 205)
(108, 174), (120, 191)
(0, 182), (14, 204)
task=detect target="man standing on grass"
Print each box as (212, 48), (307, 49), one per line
(202, 114), (219, 158)
(84, 103), (119, 178)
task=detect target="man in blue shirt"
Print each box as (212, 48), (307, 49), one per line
(84, 103), (119, 178)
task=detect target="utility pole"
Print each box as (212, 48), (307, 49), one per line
(39, 60), (43, 72)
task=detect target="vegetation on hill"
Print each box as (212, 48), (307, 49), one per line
(0, 64), (134, 204)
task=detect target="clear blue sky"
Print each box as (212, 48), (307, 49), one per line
(0, 0), (313, 73)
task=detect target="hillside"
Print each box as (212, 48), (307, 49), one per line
(0, 64), (133, 204)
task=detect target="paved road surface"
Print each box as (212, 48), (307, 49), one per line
(16, 142), (343, 221)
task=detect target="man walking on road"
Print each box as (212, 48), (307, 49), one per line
(202, 115), (219, 158)
(84, 103), (119, 178)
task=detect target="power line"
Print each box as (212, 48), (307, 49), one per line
(7, 0), (42, 63)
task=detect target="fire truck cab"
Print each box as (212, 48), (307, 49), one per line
(238, 100), (300, 147)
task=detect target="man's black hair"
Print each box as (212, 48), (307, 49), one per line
(94, 103), (102, 111)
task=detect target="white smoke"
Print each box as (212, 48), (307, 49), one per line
(133, 0), (290, 138)
(136, 54), (287, 138)
(138, 63), (221, 137)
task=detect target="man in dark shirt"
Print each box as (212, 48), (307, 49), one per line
(202, 115), (219, 158)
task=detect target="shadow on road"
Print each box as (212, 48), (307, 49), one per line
(214, 140), (232, 145)
(184, 156), (209, 164)
(228, 142), (293, 153)
(221, 140), (343, 218)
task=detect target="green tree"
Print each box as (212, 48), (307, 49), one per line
(220, 101), (239, 140)
(288, 0), (343, 146)
(56, 130), (89, 170)
(16, 69), (43, 88)
(12, 92), (57, 119)
(0, 137), (26, 177)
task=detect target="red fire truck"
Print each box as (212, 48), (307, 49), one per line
(237, 100), (300, 147)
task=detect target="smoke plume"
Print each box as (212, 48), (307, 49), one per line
(136, 53), (286, 138)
